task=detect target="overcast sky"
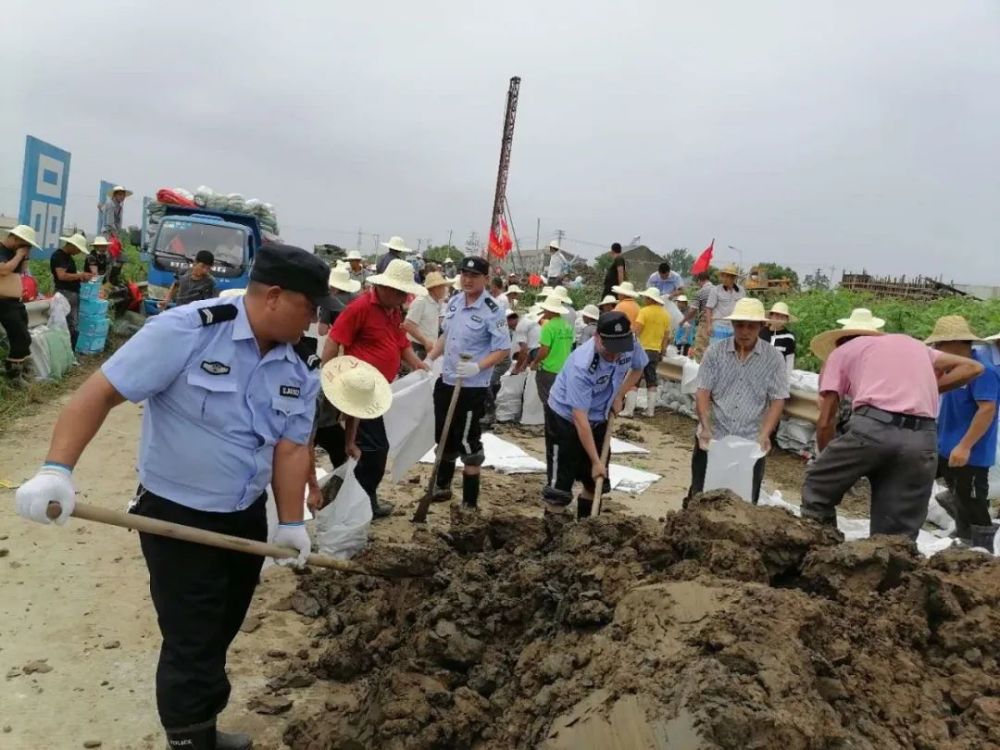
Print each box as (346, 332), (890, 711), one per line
(5, 1), (999, 282)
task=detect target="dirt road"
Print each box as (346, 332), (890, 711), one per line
(0, 393), (808, 749)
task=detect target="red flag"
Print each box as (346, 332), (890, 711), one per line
(690, 239), (714, 275)
(500, 217), (513, 254)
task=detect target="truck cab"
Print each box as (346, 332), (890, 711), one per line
(143, 206), (263, 315)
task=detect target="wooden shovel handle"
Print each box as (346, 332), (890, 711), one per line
(590, 414), (616, 517)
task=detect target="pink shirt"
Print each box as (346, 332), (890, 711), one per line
(819, 334), (941, 418)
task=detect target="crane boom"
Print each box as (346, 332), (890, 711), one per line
(485, 76), (521, 259)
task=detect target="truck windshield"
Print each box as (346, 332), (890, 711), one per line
(153, 219), (247, 269)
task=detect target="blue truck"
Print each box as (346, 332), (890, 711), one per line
(141, 204), (264, 316)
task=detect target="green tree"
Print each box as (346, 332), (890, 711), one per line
(755, 262), (800, 289)
(803, 269), (830, 291)
(425, 244), (462, 263)
(666, 248), (694, 277)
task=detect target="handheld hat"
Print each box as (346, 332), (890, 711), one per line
(723, 297), (769, 322)
(598, 294), (617, 307)
(345, 250), (363, 261)
(367, 258), (425, 296)
(91, 235), (110, 247)
(380, 236), (414, 254)
(321, 356), (393, 419)
(581, 304), (600, 321)
(59, 233), (89, 255)
(110, 185), (133, 197)
(459, 256), (490, 276)
(924, 315), (983, 345)
(250, 242), (342, 311)
(767, 301), (798, 322)
(610, 281), (639, 298)
(328, 264), (362, 294)
(809, 308), (886, 361)
(506, 284), (524, 295)
(596, 311), (635, 354)
(538, 298), (568, 315)
(639, 287), (665, 305)
(6, 224), (41, 249)
(219, 288), (246, 298)
(719, 264), (740, 277)
(423, 271), (450, 290)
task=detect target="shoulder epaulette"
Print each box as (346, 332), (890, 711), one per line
(484, 297), (499, 313)
(588, 352), (600, 374)
(294, 338), (321, 370)
(197, 304), (238, 327)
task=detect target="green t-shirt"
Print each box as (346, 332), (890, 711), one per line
(539, 316), (575, 373)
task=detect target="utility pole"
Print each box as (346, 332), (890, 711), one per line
(447, 229), (453, 250)
(486, 76), (522, 260)
(356, 227), (362, 253)
(535, 218), (540, 252)
(556, 229), (565, 248)
(373, 233), (380, 257)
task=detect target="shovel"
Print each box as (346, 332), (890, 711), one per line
(590, 414), (616, 517)
(412, 355), (471, 523)
(46, 501), (388, 577)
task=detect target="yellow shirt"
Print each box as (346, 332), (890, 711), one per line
(615, 298), (640, 325)
(635, 303), (670, 352)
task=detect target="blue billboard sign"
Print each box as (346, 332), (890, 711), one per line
(96, 179), (115, 235)
(18, 136), (71, 258)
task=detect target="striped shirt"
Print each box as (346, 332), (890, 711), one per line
(693, 282), (713, 322)
(706, 283), (745, 319)
(696, 337), (789, 439)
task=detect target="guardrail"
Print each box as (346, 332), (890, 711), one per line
(656, 360), (820, 425)
(26, 282), (148, 329)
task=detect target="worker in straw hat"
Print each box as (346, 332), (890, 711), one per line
(760, 301), (798, 373)
(323, 258), (429, 518)
(529, 295), (572, 410)
(511, 304), (543, 374)
(611, 280), (641, 325)
(317, 262), (362, 337)
(344, 250), (369, 286)
(1, 224), (41, 386)
(546, 240), (570, 287)
(688, 298), (789, 505)
(506, 283), (524, 310)
(51, 232), (97, 350)
(705, 263), (745, 345)
(802, 312), (984, 541)
(673, 295), (695, 356)
(576, 303), (600, 346)
(631, 287), (672, 418)
(925, 316), (1000, 550)
(404, 271), (450, 360)
(100, 185), (133, 239)
(86, 235), (112, 277)
(597, 294), (617, 314)
(375, 235), (415, 275)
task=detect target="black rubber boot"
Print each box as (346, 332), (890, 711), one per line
(165, 720), (216, 749)
(216, 728), (252, 750)
(970, 523), (998, 552)
(462, 473), (480, 510)
(371, 498), (395, 518)
(576, 497), (594, 520)
(434, 459), (457, 501)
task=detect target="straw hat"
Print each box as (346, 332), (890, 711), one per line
(549, 285), (574, 306)
(538, 298), (568, 315)
(836, 308), (885, 329)
(581, 304), (600, 321)
(810, 308), (886, 362)
(675, 295), (688, 303)
(548, 240), (561, 251)
(507, 284), (524, 295)
(367, 259), (424, 295)
(768, 301), (798, 322)
(925, 315), (983, 345)
(328, 264), (362, 294)
(321, 356), (393, 419)
(538, 285), (554, 298)
(59, 233), (89, 255)
(380, 236), (414, 254)
(639, 287), (665, 305)
(91, 236), (109, 247)
(611, 281), (639, 298)
(345, 250), (363, 261)
(219, 288), (246, 298)
(719, 264), (740, 277)
(7, 224), (41, 249)
(723, 297), (768, 322)
(598, 294), (617, 307)
(110, 185), (133, 197)
(423, 271), (450, 290)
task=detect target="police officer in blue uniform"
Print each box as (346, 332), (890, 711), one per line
(545, 311), (647, 518)
(15, 243), (338, 750)
(426, 256), (510, 509)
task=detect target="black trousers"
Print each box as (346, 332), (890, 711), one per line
(688, 438), (766, 505)
(544, 411), (610, 505)
(315, 422), (347, 468)
(937, 457), (991, 536)
(355, 416), (389, 506)
(433, 379), (487, 461)
(132, 489), (267, 729)
(0, 298), (31, 360)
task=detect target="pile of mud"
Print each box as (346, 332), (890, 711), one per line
(279, 491), (1000, 749)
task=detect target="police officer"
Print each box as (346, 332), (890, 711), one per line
(15, 243), (338, 750)
(544, 312), (647, 519)
(426, 256), (510, 509)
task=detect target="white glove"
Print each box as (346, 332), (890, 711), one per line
(456, 361), (481, 379)
(15, 465), (76, 525)
(273, 522), (311, 569)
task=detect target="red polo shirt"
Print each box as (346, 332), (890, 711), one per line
(330, 290), (409, 382)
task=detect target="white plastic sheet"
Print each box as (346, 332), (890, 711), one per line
(29, 326), (52, 380)
(703, 436), (766, 503)
(610, 438), (649, 455)
(315, 459), (373, 559)
(420, 433), (546, 474)
(680, 359), (700, 395)
(385, 367), (439, 483)
(47, 293), (70, 331)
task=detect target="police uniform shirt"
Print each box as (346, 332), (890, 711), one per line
(548, 337), (649, 423)
(441, 289), (510, 388)
(101, 296), (320, 512)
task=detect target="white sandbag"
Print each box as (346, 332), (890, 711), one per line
(29, 326), (52, 380)
(664, 300), (684, 331)
(315, 459), (372, 560)
(775, 418), (816, 454)
(496, 371), (527, 423)
(521, 371), (545, 426)
(703, 435), (766, 503)
(47, 292), (71, 331)
(989, 439), (1000, 501)
(925, 481), (956, 534)
(680, 358), (700, 395)
(386, 368), (438, 483)
(610, 438), (648, 455)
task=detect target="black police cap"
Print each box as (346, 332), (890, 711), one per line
(460, 256), (490, 275)
(596, 311), (634, 354)
(250, 243), (342, 311)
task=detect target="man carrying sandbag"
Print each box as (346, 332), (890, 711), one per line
(688, 298), (789, 506)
